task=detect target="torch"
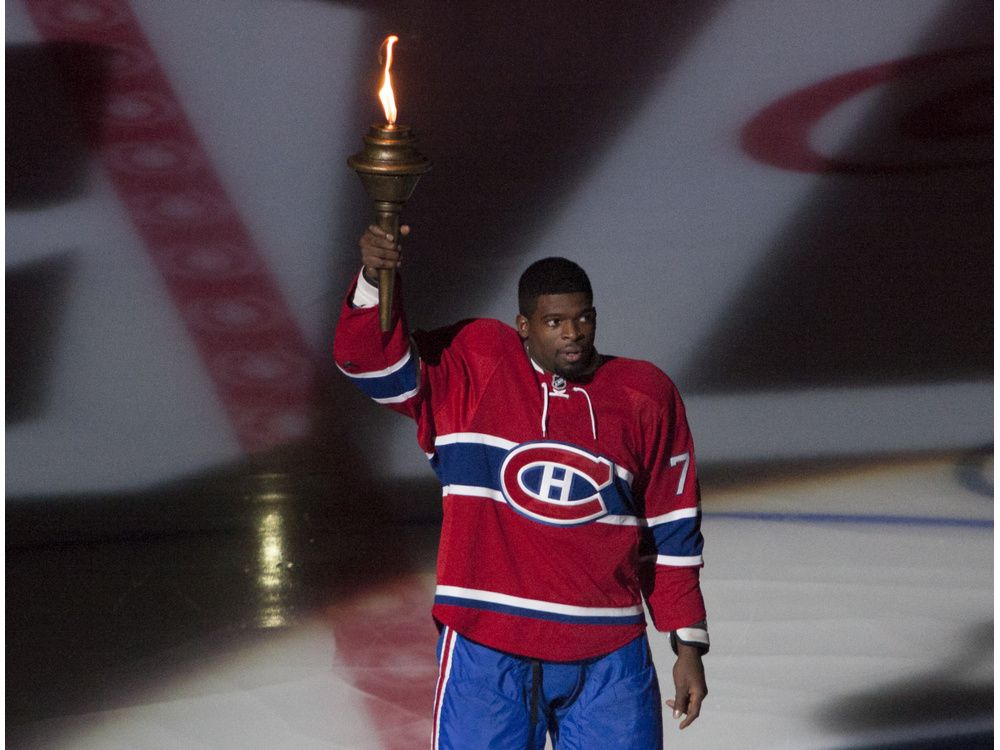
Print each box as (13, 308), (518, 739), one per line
(348, 35), (431, 332)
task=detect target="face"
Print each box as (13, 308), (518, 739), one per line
(516, 292), (598, 380)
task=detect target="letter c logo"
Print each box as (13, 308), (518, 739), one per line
(500, 442), (613, 526)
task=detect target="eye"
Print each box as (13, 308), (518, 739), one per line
(546, 319), (560, 328)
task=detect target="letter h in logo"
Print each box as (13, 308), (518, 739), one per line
(539, 465), (572, 503)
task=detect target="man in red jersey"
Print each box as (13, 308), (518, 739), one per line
(335, 225), (708, 749)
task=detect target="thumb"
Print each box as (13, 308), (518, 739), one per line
(666, 694), (687, 720)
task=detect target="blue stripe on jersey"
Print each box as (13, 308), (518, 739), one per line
(344, 356), (418, 402)
(650, 515), (704, 557)
(431, 437), (637, 518)
(434, 595), (646, 626)
(433, 439), (507, 489)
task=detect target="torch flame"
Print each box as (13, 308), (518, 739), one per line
(379, 35), (399, 125)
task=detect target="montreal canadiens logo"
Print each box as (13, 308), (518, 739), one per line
(500, 441), (613, 526)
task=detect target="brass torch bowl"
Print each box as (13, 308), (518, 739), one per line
(348, 124), (431, 331)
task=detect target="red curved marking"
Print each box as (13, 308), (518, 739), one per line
(741, 46), (991, 174)
(23, 0), (318, 453)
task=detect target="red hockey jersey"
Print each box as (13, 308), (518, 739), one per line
(334, 274), (707, 661)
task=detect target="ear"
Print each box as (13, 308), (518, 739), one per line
(515, 314), (529, 338)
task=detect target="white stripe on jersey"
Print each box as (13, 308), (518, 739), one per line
(615, 465), (634, 485)
(645, 507), (699, 527)
(435, 432), (518, 450)
(597, 514), (643, 526)
(336, 348), (412, 379)
(436, 585), (643, 618)
(443, 484), (644, 527)
(443, 484), (505, 502)
(654, 554), (704, 567)
(373, 386), (420, 404)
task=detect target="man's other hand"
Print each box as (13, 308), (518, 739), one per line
(666, 643), (707, 730)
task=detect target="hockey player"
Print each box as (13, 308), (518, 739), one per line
(334, 225), (708, 749)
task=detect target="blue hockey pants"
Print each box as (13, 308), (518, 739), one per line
(431, 626), (663, 749)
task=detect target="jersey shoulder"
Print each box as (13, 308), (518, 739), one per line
(599, 355), (681, 405)
(464, 317), (519, 343)
(414, 317), (520, 363)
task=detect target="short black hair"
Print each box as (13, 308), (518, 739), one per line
(517, 257), (593, 316)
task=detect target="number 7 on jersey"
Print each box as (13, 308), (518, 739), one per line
(670, 452), (690, 495)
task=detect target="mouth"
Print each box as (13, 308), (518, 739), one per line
(559, 347), (587, 365)
(552, 345), (597, 379)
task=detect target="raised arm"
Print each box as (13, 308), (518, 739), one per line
(333, 225), (422, 421)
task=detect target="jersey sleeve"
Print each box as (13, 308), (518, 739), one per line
(638, 380), (709, 653)
(332, 270), (436, 453)
(332, 270), (479, 456)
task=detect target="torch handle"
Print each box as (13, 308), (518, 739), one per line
(374, 203), (401, 332)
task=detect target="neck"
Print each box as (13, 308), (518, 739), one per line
(523, 343), (601, 381)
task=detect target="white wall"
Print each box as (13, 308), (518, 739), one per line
(6, 0), (992, 495)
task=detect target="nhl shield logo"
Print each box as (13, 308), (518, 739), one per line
(499, 441), (613, 525)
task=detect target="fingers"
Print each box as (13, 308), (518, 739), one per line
(666, 689), (705, 730)
(670, 645), (706, 730)
(666, 697), (684, 721)
(685, 692), (705, 729)
(366, 223), (409, 242)
(360, 224), (406, 272)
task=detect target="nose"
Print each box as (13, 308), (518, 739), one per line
(561, 319), (584, 340)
